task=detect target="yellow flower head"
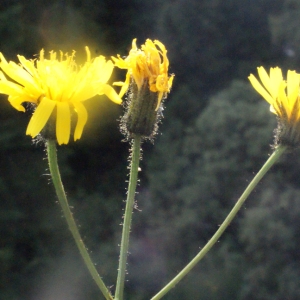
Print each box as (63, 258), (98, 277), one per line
(249, 66), (300, 147)
(248, 66), (300, 120)
(0, 48), (122, 145)
(112, 38), (174, 110)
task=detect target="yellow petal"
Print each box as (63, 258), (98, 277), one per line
(257, 67), (273, 95)
(154, 40), (166, 53)
(118, 72), (131, 98)
(156, 74), (169, 92)
(73, 101), (88, 141)
(277, 81), (288, 116)
(71, 85), (98, 103)
(156, 92), (163, 110)
(8, 95), (28, 112)
(168, 74), (174, 90)
(268, 67), (283, 99)
(248, 74), (274, 105)
(26, 97), (56, 137)
(111, 55), (129, 69)
(98, 60), (114, 83)
(287, 70), (299, 106)
(0, 70), (6, 80)
(113, 81), (125, 86)
(270, 67), (283, 90)
(17, 55), (37, 77)
(99, 83), (122, 104)
(56, 101), (71, 145)
(0, 81), (24, 95)
(0, 53), (37, 89)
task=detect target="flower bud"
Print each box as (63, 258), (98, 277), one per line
(112, 39), (174, 139)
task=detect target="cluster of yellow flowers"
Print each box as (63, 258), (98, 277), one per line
(1, 37), (299, 147)
(0, 39), (174, 145)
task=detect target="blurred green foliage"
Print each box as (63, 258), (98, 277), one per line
(1, 0), (300, 299)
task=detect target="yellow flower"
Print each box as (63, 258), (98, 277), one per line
(112, 38), (174, 110)
(0, 48), (122, 145)
(249, 66), (300, 147)
(248, 66), (300, 121)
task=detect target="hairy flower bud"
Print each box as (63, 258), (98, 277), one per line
(112, 39), (174, 139)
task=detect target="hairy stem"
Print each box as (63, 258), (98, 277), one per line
(46, 140), (113, 300)
(151, 145), (287, 300)
(115, 136), (142, 300)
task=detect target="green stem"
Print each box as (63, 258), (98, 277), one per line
(115, 135), (142, 300)
(46, 140), (113, 300)
(151, 145), (287, 300)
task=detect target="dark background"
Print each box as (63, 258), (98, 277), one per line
(1, 0), (300, 299)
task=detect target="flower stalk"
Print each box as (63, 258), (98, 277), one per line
(46, 140), (113, 300)
(151, 144), (287, 300)
(115, 135), (142, 300)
